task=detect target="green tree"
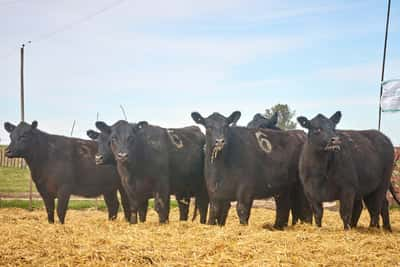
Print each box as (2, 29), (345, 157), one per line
(264, 104), (297, 130)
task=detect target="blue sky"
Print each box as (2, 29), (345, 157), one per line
(1, 0), (400, 144)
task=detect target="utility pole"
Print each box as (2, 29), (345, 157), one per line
(378, 0), (391, 131)
(20, 44), (25, 122)
(21, 43), (33, 211)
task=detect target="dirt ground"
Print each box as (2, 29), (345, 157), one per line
(0, 207), (399, 266)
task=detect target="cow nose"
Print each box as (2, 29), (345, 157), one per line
(330, 136), (340, 143)
(117, 152), (128, 161)
(95, 154), (103, 162)
(215, 139), (225, 146)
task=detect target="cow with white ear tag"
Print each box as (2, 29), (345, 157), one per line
(192, 110), (307, 229)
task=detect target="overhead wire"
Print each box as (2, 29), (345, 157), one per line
(27, 0), (127, 45)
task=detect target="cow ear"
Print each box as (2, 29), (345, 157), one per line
(227, 111), (241, 126)
(297, 116), (311, 129)
(4, 122), (16, 133)
(137, 121), (148, 129)
(31, 121), (38, 129)
(330, 111), (341, 125)
(191, 112), (205, 126)
(86, 130), (99, 140)
(95, 121), (111, 134)
(254, 113), (264, 120)
(270, 112), (278, 126)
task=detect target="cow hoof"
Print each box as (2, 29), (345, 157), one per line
(383, 226), (392, 232)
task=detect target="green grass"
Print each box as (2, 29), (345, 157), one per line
(0, 199), (107, 210)
(0, 198), (178, 210)
(0, 167), (35, 193)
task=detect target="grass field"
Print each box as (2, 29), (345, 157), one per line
(0, 208), (399, 266)
(0, 166), (34, 193)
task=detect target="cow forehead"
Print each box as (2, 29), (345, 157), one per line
(12, 122), (32, 136)
(310, 114), (333, 128)
(112, 122), (135, 136)
(205, 113), (227, 126)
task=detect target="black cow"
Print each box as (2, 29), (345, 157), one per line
(247, 112), (313, 225)
(247, 112), (280, 130)
(93, 120), (209, 224)
(4, 121), (130, 224)
(297, 111), (395, 230)
(191, 111), (306, 229)
(87, 123), (151, 223)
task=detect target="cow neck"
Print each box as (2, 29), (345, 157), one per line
(304, 140), (335, 179)
(24, 130), (50, 182)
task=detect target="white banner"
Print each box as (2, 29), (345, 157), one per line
(381, 79), (400, 112)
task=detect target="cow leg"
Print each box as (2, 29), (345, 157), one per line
(177, 196), (190, 221)
(274, 192), (291, 230)
(310, 201), (323, 227)
(154, 180), (170, 224)
(103, 191), (119, 220)
(364, 192), (385, 229)
(298, 187), (313, 225)
(236, 186), (253, 225)
(138, 199), (149, 223)
(118, 186), (131, 222)
(381, 198), (391, 232)
(197, 192), (209, 224)
(236, 199), (253, 225)
(350, 198), (363, 228)
(207, 199), (219, 225)
(43, 196), (55, 224)
(290, 183), (300, 226)
(339, 191), (355, 230)
(36, 184), (55, 223)
(56, 185), (72, 224)
(217, 200), (231, 226)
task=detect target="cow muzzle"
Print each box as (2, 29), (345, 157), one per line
(211, 139), (225, 163)
(4, 147), (17, 158)
(116, 152), (129, 162)
(95, 154), (104, 165)
(325, 136), (341, 152)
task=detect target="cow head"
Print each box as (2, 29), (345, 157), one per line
(87, 125), (115, 165)
(4, 121), (38, 158)
(297, 111), (342, 152)
(191, 111), (241, 162)
(107, 120), (148, 164)
(247, 112), (279, 129)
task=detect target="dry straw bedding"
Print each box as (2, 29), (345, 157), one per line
(0, 207), (399, 266)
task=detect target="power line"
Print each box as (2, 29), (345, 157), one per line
(26, 0), (127, 44)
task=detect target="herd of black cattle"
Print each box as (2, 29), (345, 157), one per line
(3, 110), (400, 231)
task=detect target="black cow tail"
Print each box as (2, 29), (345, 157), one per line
(389, 182), (400, 205)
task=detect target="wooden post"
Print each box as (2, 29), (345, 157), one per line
(70, 120), (76, 137)
(378, 0), (391, 131)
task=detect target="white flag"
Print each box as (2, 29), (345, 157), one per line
(381, 79), (400, 112)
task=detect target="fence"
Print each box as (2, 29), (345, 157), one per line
(0, 147), (27, 169)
